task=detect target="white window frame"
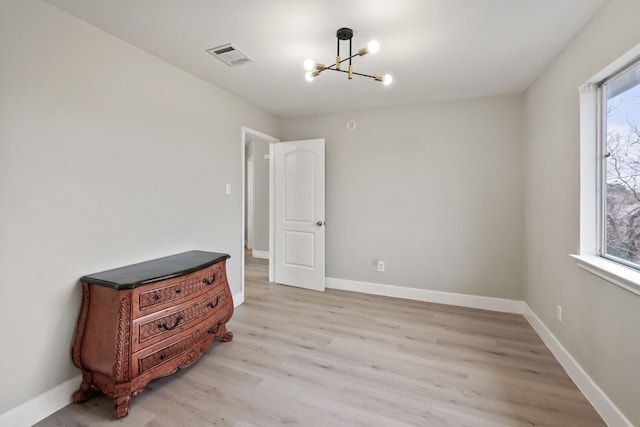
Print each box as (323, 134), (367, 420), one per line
(599, 61), (640, 270)
(572, 44), (640, 297)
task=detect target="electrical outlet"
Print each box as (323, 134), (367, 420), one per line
(556, 305), (563, 322)
(377, 260), (385, 272)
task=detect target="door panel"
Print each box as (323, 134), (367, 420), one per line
(283, 231), (315, 268)
(284, 150), (315, 223)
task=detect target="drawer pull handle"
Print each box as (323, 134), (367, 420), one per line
(159, 352), (167, 360)
(208, 322), (223, 335)
(154, 294), (160, 300)
(202, 274), (216, 285)
(158, 313), (184, 331)
(175, 288), (182, 294)
(207, 296), (221, 309)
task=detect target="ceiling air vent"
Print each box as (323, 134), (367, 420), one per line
(206, 43), (254, 67)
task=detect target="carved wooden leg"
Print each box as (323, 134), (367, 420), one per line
(114, 394), (132, 419)
(220, 330), (233, 342)
(72, 372), (96, 403)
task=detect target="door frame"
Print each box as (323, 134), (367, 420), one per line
(246, 156), (254, 250)
(241, 126), (279, 303)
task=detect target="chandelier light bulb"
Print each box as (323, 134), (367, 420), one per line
(382, 74), (393, 85)
(305, 71), (315, 82)
(304, 58), (315, 71)
(367, 40), (380, 54)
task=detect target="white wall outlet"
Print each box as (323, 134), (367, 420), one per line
(225, 184), (231, 195)
(556, 305), (563, 322)
(377, 260), (385, 272)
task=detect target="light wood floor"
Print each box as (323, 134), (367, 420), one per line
(36, 253), (605, 427)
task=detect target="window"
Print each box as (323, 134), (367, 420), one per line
(601, 60), (640, 270)
(572, 45), (640, 297)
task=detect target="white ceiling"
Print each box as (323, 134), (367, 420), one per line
(46, 0), (606, 118)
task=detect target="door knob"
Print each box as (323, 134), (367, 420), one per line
(316, 221), (324, 227)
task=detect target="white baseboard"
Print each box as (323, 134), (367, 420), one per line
(251, 250), (269, 260)
(325, 277), (525, 314)
(233, 290), (244, 307)
(523, 305), (632, 427)
(0, 375), (81, 427)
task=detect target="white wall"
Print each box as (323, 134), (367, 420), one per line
(523, 0), (640, 424)
(0, 0), (280, 415)
(282, 95), (524, 300)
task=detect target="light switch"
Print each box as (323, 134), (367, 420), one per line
(226, 184), (231, 195)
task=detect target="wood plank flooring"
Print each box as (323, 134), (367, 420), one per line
(35, 253), (605, 426)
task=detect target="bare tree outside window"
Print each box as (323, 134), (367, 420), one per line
(604, 65), (640, 267)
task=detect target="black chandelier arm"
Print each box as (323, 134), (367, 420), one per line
(325, 68), (376, 79)
(326, 53), (361, 70)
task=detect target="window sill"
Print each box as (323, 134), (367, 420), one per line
(570, 254), (640, 297)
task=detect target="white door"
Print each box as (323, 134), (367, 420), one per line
(274, 139), (325, 291)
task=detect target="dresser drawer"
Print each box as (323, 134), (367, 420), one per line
(132, 286), (229, 352)
(134, 261), (226, 314)
(134, 308), (231, 375)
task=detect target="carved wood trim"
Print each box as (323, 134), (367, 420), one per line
(71, 282), (90, 369)
(113, 296), (131, 381)
(71, 371), (97, 403)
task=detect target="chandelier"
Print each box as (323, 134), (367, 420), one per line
(304, 27), (392, 85)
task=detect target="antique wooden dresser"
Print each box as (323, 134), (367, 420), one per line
(71, 250), (234, 418)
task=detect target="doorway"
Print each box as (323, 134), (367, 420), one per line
(241, 127), (278, 302)
(240, 129), (326, 300)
